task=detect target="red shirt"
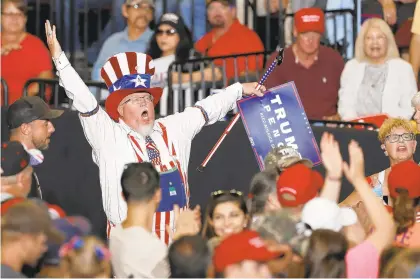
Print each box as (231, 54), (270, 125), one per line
(195, 20), (265, 81)
(1, 33), (53, 105)
(264, 46), (344, 120)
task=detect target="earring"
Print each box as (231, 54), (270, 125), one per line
(384, 150), (388, 156)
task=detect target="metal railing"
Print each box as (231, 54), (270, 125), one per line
(246, 1), (359, 59)
(22, 78), (107, 108)
(1, 78), (9, 106)
(165, 50), (271, 116)
(24, 0), (360, 79)
(309, 119), (378, 130)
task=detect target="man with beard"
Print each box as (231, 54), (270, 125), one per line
(45, 20), (265, 244)
(7, 96), (63, 198)
(195, 0), (264, 81)
(341, 118), (418, 207)
(264, 7), (344, 121)
(92, 0), (154, 84)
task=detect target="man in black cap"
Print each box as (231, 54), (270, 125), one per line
(7, 96), (63, 198)
(1, 141), (33, 204)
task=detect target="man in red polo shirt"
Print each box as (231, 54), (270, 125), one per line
(265, 8), (344, 121)
(195, 0), (265, 82)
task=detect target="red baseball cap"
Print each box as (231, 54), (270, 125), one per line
(213, 230), (282, 273)
(294, 7), (325, 34)
(388, 161), (420, 198)
(276, 163), (324, 207)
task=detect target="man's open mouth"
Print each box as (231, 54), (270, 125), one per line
(141, 109), (149, 120)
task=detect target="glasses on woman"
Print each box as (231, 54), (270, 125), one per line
(156, 29), (177, 36)
(385, 133), (415, 143)
(120, 95), (154, 106)
(211, 189), (243, 198)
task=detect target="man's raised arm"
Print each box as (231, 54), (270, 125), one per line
(161, 82), (265, 140)
(45, 20), (116, 149)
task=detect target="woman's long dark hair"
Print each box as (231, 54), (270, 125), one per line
(201, 193), (248, 239)
(147, 19), (194, 62)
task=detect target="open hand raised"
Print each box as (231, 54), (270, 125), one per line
(342, 140), (366, 185)
(44, 20), (62, 59)
(320, 132), (343, 179)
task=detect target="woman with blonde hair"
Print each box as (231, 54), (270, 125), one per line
(338, 18), (417, 120)
(58, 236), (111, 278)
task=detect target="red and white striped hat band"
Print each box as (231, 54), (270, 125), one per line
(100, 52), (156, 93)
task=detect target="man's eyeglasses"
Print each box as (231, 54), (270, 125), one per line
(156, 29), (177, 36)
(120, 95), (154, 106)
(385, 133), (415, 143)
(211, 189), (243, 198)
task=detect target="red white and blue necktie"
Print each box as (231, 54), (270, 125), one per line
(145, 136), (162, 166)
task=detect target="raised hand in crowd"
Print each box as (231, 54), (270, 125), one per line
(44, 20), (62, 59)
(241, 82), (266, 97)
(168, 205), (202, 241)
(224, 260), (272, 278)
(319, 132), (343, 202)
(342, 140), (366, 184)
(343, 140), (396, 253)
(1, 43), (22, 56)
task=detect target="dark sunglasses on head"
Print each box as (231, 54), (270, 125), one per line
(211, 189), (243, 199)
(156, 29), (177, 36)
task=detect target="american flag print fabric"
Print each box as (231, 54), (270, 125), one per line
(145, 136), (162, 166)
(119, 125), (189, 245)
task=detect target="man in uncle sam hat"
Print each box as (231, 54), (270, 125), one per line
(44, 21), (264, 243)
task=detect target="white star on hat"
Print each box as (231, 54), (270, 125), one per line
(130, 75), (147, 87)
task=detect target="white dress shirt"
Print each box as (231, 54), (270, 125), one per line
(53, 52), (244, 225)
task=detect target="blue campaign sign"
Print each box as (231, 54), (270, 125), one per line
(237, 82), (322, 170)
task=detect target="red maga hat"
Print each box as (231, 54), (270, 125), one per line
(294, 7), (325, 34)
(276, 163), (324, 207)
(388, 160), (420, 198)
(213, 230), (282, 273)
(101, 52), (163, 121)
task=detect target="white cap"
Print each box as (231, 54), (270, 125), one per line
(301, 197), (358, 232)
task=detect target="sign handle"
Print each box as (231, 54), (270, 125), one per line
(197, 48), (285, 172)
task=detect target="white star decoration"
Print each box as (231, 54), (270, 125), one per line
(130, 75), (147, 87)
(113, 85), (121, 91)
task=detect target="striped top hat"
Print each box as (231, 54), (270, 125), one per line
(101, 52), (163, 121)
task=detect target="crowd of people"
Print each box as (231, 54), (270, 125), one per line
(1, 0), (420, 278)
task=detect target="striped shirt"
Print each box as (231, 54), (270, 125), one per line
(54, 53), (243, 234)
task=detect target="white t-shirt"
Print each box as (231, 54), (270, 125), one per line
(151, 55), (176, 89)
(109, 225), (170, 278)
